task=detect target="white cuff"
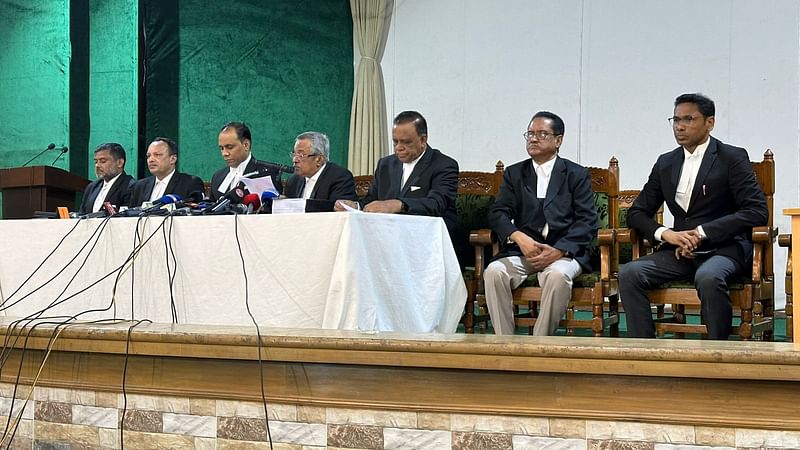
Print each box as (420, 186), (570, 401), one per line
(654, 226), (668, 242)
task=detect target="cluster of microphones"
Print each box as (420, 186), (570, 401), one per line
(74, 164), (294, 219)
(78, 189), (280, 219)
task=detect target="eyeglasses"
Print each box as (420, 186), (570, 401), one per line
(290, 152), (318, 160)
(523, 131), (557, 141)
(668, 115), (701, 126)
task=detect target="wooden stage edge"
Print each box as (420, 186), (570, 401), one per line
(1, 320), (799, 431)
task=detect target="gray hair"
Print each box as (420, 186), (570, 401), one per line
(295, 131), (330, 160)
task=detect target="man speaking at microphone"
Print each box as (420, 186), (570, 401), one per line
(129, 137), (204, 207)
(78, 143), (135, 215)
(284, 131), (357, 202)
(210, 121), (283, 201)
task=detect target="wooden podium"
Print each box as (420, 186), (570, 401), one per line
(784, 208), (800, 342)
(0, 166), (89, 219)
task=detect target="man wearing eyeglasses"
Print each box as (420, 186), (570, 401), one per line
(619, 93), (768, 340)
(484, 111), (597, 336)
(210, 121), (283, 201)
(334, 110), (459, 235)
(284, 131), (357, 202)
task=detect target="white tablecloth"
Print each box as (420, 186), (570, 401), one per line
(0, 213), (467, 333)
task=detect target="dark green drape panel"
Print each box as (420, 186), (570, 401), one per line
(70, 0), (89, 177)
(141, 0), (353, 181)
(140, 0), (179, 177)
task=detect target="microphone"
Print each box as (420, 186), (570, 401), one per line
(51, 146), (68, 165)
(241, 193), (261, 214)
(205, 187), (245, 214)
(21, 143), (57, 167)
(140, 194), (181, 216)
(103, 201), (117, 216)
(79, 209), (109, 219)
(77, 200), (118, 219)
(258, 191), (278, 214)
(242, 162), (295, 177)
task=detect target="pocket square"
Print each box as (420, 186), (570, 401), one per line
(410, 186), (421, 191)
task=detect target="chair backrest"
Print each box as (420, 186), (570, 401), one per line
(585, 157), (620, 271)
(353, 175), (373, 201)
(752, 149), (776, 279)
(454, 161), (505, 269)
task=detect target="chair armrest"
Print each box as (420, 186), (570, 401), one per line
(614, 227), (638, 244)
(469, 228), (494, 247)
(778, 233), (792, 248)
(751, 225), (776, 244)
(597, 228), (615, 246)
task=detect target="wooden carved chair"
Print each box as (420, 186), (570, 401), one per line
(470, 157), (622, 336)
(778, 233), (793, 342)
(616, 150), (776, 340)
(457, 162), (505, 333)
(353, 175), (373, 202)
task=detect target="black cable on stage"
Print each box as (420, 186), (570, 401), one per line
(119, 318), (151, 450)
(0, 217), (83, 309)
(0, 213), (120, 361)
(233, 213), (273, 448)
(161, 215), (178, 322)
(0, 215), (117, 373)
(129, 215), (146, 320)
(0, 318), (126, 448)
(0, 215), (112, 312)
(0, 216), (170, 372)
(0, 216), (169, 441)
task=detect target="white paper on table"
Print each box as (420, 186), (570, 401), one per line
(271, 198), (307, 214)
(339, 201), (362, 213)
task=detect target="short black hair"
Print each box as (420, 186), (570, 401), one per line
(675, 93), (715, 117)
(220, 121), (252, 143)
(531, 111), (565, 136)
(393, 111), (428, 136)
(94, 142), (126, 162)
(153, 137), (178, 156)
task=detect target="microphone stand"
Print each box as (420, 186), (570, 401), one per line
(51, 147), (68, 165)
(21, 144), (56, 167)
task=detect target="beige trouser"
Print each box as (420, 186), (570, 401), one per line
(484, 256), (582, 335)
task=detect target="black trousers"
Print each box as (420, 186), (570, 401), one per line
(618, 250), (742, 340)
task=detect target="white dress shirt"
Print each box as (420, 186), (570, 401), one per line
(655, 138), (710, 241)
(218, 154), (252, 194)
(302, 163), (326, 199)
(91, 172), (122, 212)
(401, 149), (426, 189)
(149, 170), (175, 202)
(532, 156), (557, 239)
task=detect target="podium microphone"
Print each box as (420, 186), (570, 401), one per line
(21, 143), (56, 167)
(51, 146), (69, 165)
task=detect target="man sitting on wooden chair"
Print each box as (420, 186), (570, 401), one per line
(619, 93), (768, 340)
(484, 111), (597, 336)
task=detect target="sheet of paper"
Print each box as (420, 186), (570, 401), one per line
(338, 201), (362, 213)
(239, 176), (279, 197)
(271, 198), (307, 214)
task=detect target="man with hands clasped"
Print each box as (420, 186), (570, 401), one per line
(484, 111), (597, 336)
(619, 93), (768, 340)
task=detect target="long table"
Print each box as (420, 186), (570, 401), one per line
(0, 213), (467, 332)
